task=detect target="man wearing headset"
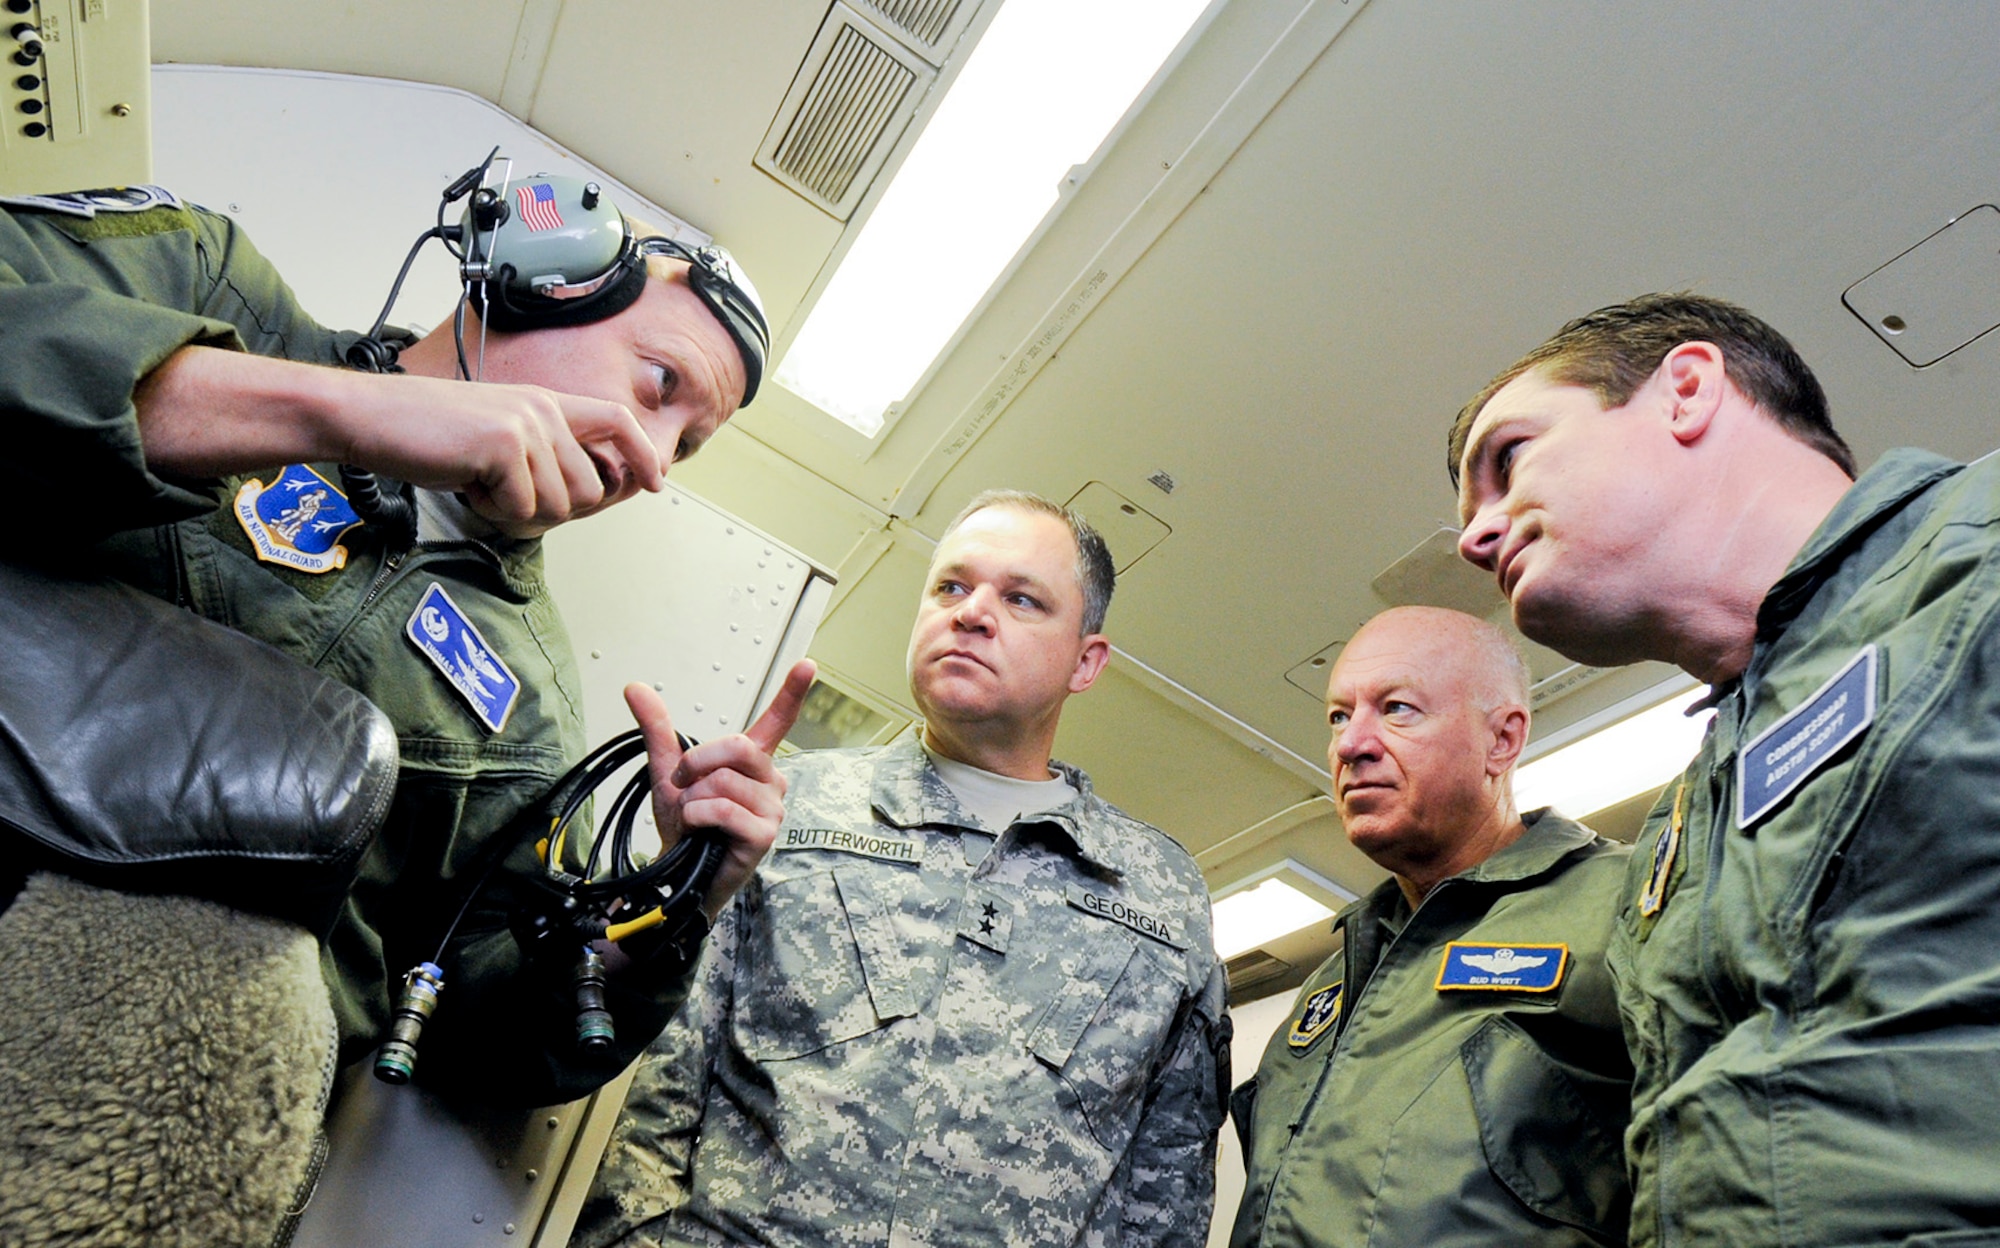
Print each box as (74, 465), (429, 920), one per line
(0, 175), (809, 1106)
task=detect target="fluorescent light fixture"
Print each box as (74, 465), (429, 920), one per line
(1212, 861), (1356, 961)
(1515, 686), (1715, 819)
(776, 0), (1213, 435)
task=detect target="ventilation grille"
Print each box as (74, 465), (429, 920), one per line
(1225, 949), (1298, 1005)
(756, 4), (937, 220)
(853, 0), (974, 56)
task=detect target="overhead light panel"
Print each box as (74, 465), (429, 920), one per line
(1515, 684), (1714, 820)
(776, 0), (1214, 435)
(1212, 861), (1355, 961)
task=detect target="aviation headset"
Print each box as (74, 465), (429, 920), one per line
(342, 149), (770, 548)
(356, 152), (766, 1084)
(350, 147), (770, 403)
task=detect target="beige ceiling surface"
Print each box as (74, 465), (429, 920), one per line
(147, 1), (2000, 972)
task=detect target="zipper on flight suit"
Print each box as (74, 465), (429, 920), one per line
(1256, 879), (1466, 1236)
(311, 545), (408, 666)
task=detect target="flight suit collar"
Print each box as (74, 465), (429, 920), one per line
(1338, 809), (1600, 942)
(1451, 807), (1601, 886)
(1334, 809), (1600, 1016)
(868, 736), (1121, 872)
(1755, 448), (1961, 642)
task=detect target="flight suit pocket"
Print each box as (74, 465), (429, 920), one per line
(1027, 936), (1183, 1156)
(1462, 1016), (1629, 1240)
(732, 868), (897, 1060)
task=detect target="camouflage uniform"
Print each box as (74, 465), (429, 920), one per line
(578, 737), (1232, 1247)
(0, 194), (693, 1106)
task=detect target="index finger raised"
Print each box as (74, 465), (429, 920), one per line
(745, 659), (817, 755)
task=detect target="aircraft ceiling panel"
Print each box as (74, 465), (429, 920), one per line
(1051, 663), (1325, 862)
(151, 0), (523, 99)
(802, 538), (933, 715)
(892, 0), (2000, 781)
(521, 0), (851, 331)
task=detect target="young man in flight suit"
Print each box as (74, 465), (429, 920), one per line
(0, 181), (810, 1107)
(1230, 606), (1633, 1248)
(577, 490), (1232, 1248)
(1452, 291), (2000, 1246)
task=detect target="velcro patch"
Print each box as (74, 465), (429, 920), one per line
(1738, 645), (1876, 828)
(1067, 885), (1186, 949)
(1287, 984), (1341, 1051)
(234, 464), (364, 574)
(775, 827), (922, 865)
(1436, 942), (1568, 992)
(405, 582), (521, 733)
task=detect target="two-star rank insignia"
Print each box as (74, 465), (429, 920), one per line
(1288, 983), (1341, 1051)
(959, 890), (1011, 954)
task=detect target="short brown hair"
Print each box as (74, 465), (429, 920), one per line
(939, 490), (1116, 635)
(1447, 292), (1854, 486)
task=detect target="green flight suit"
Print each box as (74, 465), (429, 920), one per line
(1615, 448), (2000, 1246)
(1232, 810), (1633, 1248)
(0, 192), (691, 1106)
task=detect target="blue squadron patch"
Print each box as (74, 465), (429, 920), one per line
(1738, 645), (1877, 829)
(1436, 942), (1569, 992)
(405, 582), (521, 733)
(233, 464), (364, 574)
(1287, 984), (1341, 1051)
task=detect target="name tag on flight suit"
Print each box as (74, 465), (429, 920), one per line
(1435, 942), (1569, 992)
(1737, 645), (1876, 828)
(405, 582), (521, 733)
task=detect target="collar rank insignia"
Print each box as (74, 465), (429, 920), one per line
(1436, 942), (1569, 992)
(405, 582), (521, 733)
(233, 464), (364, 574)
(1738, 644), (1876, 829)
(1287, 984), (1341, 1050)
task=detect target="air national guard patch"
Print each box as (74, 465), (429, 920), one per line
(233, 464), (364, 573)
(1738, 644), (1876, 829)
(1436, 942), (1569, 992)
(405, 582), (521, 733)
(1287, 984), (1341, 1051)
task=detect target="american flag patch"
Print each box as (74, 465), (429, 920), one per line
(515, 183), (564, 232)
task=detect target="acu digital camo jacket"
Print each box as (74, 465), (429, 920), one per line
(1614, 449), (2000, 1246)
(578, 737), (1233, 1248)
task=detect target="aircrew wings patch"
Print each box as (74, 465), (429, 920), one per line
(1435, 942), (1569, 992)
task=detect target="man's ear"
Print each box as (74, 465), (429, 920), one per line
(1659, 341), (1727, 446)
(1486, 703), (1530, 777)
(1069, 634), (1112, 695)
